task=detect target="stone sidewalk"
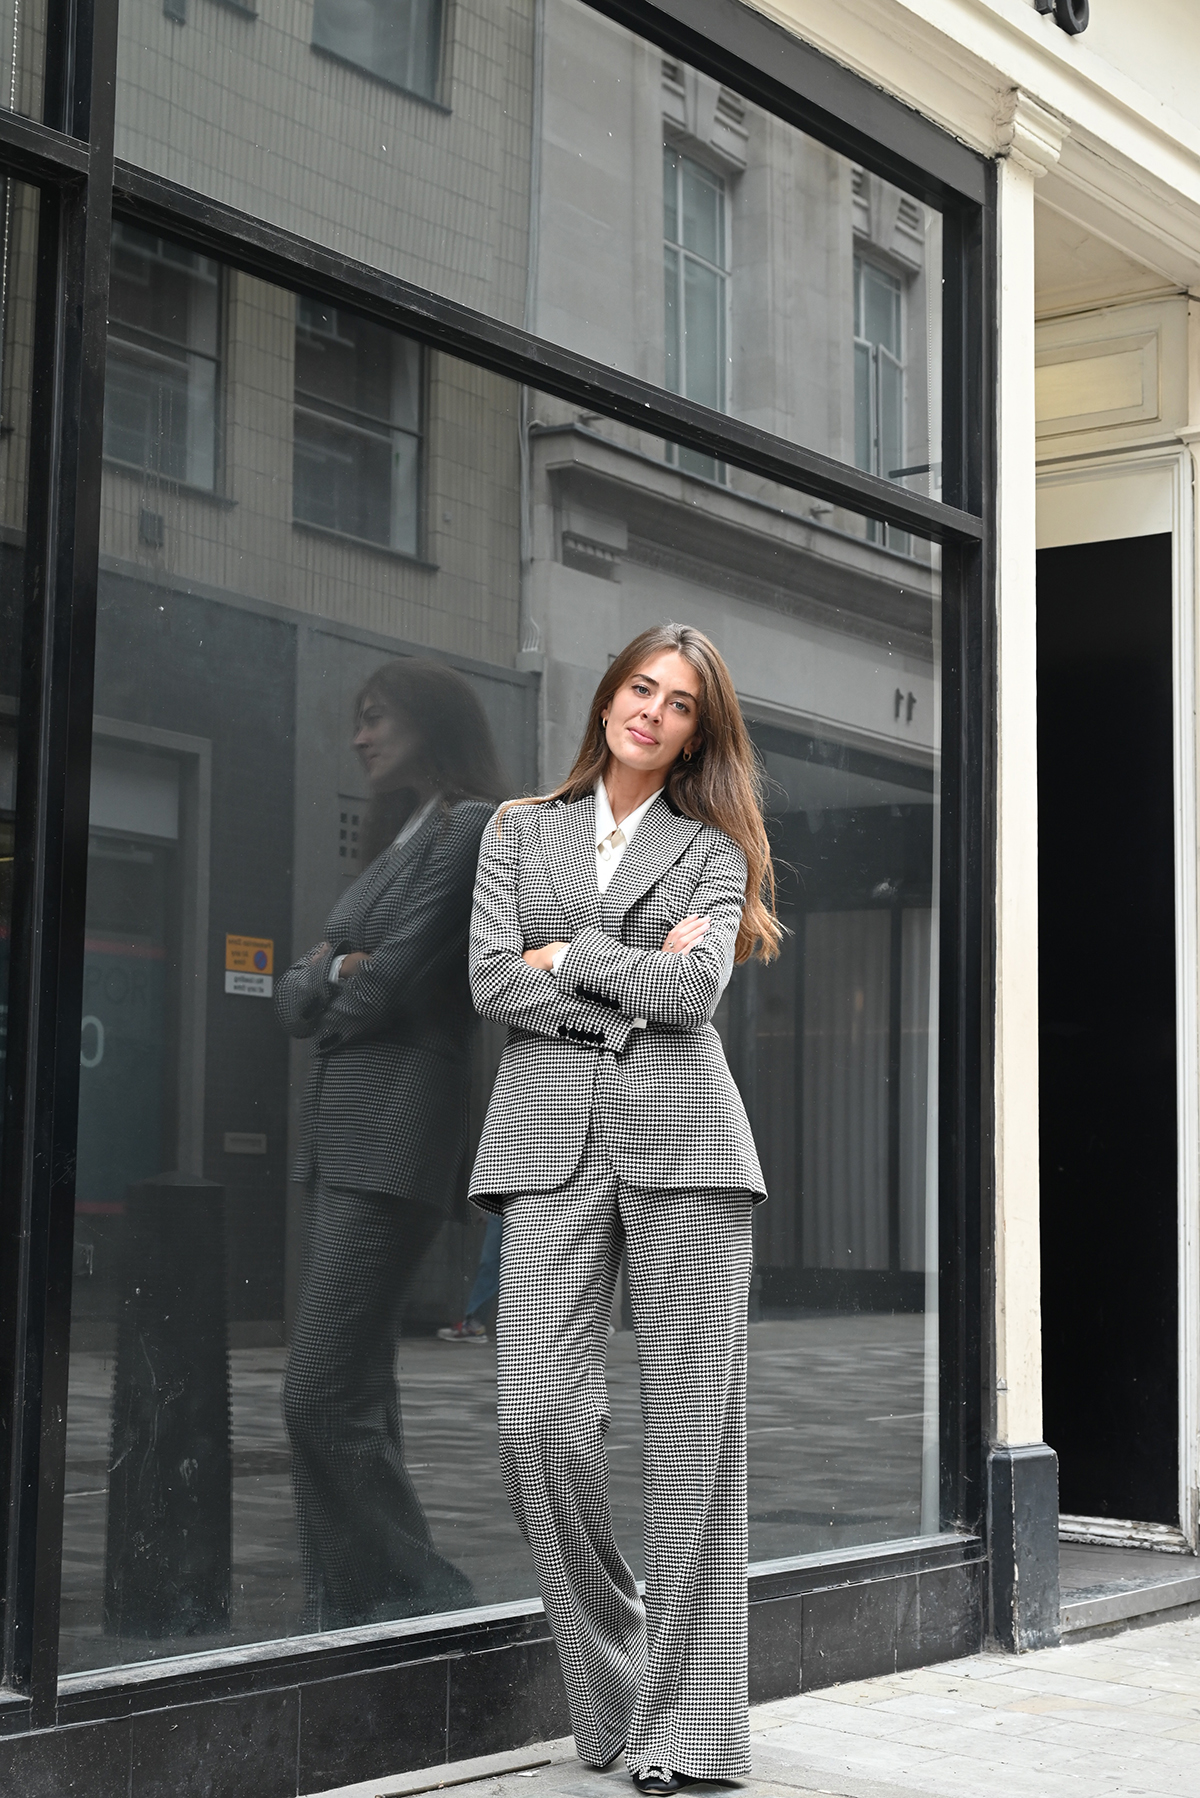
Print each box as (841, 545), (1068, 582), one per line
(312, 1611), (1200, 1798)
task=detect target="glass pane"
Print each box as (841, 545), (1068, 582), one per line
(294, 409), (398, 546)
(392, 332), (421, 435)
(681, 257), (722, 412)
(680, 156), (723, 267)
(390, 427), (419, 555)
(61, 265), (940, 1671)
(0, 177), (37, 1169)
(312, 0), (443, 102)
(105, 227), (221, 493)
(662, 146), (678, 245)
(113, 0), (942, 495)
(296, 299), (396, 428)
(862, 258), (902, 358)
(0, 0), (46, 123)
(853, 339), (872, 472)
(879, 346), (903, 481)
(663, 248), (680, 395)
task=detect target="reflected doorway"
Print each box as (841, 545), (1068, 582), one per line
(714, 720), (942, 1554)
(73, 744), (183, 1329)
(1038, 532), (1179, 1527)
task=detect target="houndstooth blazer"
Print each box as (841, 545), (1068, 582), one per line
(277, 798), (493, 1210)
(468, 791), (766, 1203)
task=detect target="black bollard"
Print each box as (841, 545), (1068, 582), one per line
(103, 1173), (232, 1641)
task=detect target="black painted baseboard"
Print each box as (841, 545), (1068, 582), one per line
(0, 1539), (984, 1797)
(758, 1269), (925, 1313)
(988, 1443), (1060, 1651)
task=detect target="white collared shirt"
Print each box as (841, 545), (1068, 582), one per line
(329, 795), (440, 984)
(592, 778), (663, 895)
(550, 783), (662, 1025)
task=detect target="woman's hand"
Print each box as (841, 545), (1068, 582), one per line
(337, 951), (371, 979)
(663, 915), (710, 955)
(306, 940), (333, 964)
(522, 942), (569, 972)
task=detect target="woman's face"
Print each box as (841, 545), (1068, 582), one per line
(602, 649), (702, 779)
(353, 696), (422, 792)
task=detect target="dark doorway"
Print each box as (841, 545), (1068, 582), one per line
(1038, 532), (1178, 1525)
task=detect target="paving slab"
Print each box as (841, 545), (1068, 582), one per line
(304, 1610), (1200, 1798)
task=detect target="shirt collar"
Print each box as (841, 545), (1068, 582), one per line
(594, 778), (663, 849)
(391, 793), (440, 850)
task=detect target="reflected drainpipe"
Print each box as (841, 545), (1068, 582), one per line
(517, 0), (547, 778)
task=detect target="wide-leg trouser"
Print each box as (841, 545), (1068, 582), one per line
(283, 1183), (477, 1628)
(496, 1128), (754, 1779)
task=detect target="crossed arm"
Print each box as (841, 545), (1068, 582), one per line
(275, 817), (483, 1049)
(469, 810), (746, 1041)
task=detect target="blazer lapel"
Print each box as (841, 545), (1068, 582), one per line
(539, 795), (603, 935)
(601, 798), (704, 927)
(326, 806), (436, 938)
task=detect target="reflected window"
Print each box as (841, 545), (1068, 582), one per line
(104, 225), (221, 492)
(663, 145), (727, 482)
(293, 300), (422, 555)
(312, 0), (443, 101)
(853, 255), (904, 483)
(854, 254), (910, 550)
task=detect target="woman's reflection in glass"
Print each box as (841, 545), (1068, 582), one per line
(277, 658), (507, 1627)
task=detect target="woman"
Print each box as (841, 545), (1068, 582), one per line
(469, 624), (779, 1793)
(277, 657), (506, 1628)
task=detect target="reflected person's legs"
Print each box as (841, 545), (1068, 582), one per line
(283, 1182), (476, 1628)
(464, 1213), (503, 1320)
(495, 1135), (646, 1769)
(621, 1186), (754, 1781)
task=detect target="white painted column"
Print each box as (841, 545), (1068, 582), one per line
(991, 91), (1067, 1451)
(986, 89), (1069, 1650)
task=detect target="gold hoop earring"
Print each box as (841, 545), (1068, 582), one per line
(683, 747), (693, 762)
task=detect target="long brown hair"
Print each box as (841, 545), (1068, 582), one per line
(356, 658), (508, 862)
(503, 624), (780, 964)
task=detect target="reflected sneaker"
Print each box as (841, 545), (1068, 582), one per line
(436, 1318), (488, 1343)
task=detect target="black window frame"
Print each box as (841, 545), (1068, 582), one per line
(0, 0), (992, 1727)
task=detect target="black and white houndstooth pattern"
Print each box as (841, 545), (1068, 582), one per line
(277, 798), (493, 1208)
(497, 1126), (755, 1778)
(468, 792), (765, 1203)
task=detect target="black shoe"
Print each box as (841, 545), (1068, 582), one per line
(632, 1772), (696, 1796)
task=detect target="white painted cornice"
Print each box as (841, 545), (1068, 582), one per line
(746, 0), (1200, 193)
(746, 0), (1200, 287)
(994, 88), (1069, 178)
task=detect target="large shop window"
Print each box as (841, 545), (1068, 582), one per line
(112, 0), (943, 503)
(60, 215), (943, 1666)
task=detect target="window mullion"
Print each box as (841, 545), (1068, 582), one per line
(1, 0), (119, 1720)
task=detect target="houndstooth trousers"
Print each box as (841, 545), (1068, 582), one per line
(496, 1125), (754, 1779)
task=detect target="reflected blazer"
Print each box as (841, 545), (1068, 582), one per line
(468, 791), (766, 1203)
(277, 798), (493, 1210)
